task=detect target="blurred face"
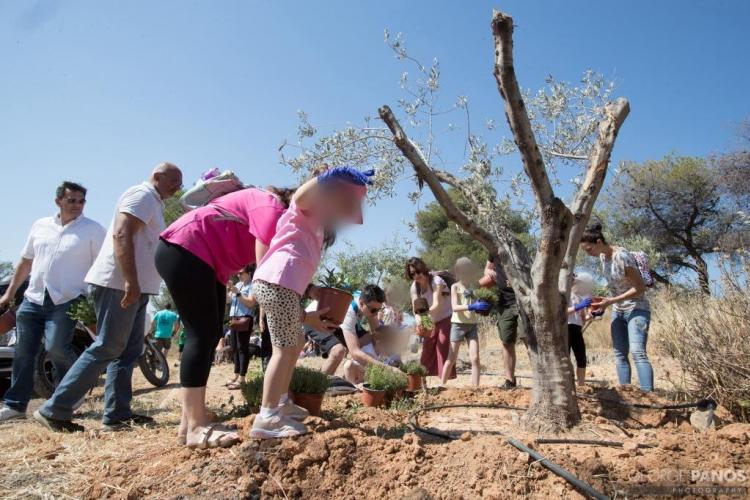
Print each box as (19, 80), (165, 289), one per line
(154, 170), (183, 199)
(55, 189), (86, 220)
(319, 183), (362, 226)
(454, 262), (477, 282)
(238, 270), (251, 282)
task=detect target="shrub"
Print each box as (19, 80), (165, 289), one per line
(67, 296), (97, 325)
(240, 372), (264, 409)
(653, 259), (750, 421)
(365, 364), (407, 392)
(401, 360), (428, 376)
(290, 366), (330, 395)
(473, 287), (498, 311)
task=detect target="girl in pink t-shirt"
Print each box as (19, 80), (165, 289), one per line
(250, 167), (373, 439)
(155, 186), (291, 449)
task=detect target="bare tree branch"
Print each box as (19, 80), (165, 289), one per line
(561, 98), (630, 290)
(492, 10), (555, 210)
(378, 105), (499, 256)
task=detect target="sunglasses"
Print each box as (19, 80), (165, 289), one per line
(65, 198), (86, 205)
(369, 306), (383, 314)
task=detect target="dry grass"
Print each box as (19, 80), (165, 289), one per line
(651, 258), (750, 420)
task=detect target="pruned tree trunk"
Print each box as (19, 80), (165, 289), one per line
(379, 9), (629, 433)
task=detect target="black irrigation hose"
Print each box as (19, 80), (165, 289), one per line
(407, 403), (526, 441)
(535, 438), (655, 449)
(507, 437), (610, 500)
(407, 394), (713, 500)
(576, 393), (717, 411)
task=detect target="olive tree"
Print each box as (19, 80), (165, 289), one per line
(282, 10), (629, 431)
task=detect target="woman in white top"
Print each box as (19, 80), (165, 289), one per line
(580, 223), (653, 392)
(406, 257), (453, 378)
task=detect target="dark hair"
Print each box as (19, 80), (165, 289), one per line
(241, 264), (256, 280)
(404, 257), (431, 282)
(165, 303), (172, 310)
(413, 297), (429, 314)
(360, 284), (385, 304)
(323, 228), (336, 250)
(266, 186), (296, 208)
(56, 181), (87, 199)
(581, 223), (607, 244)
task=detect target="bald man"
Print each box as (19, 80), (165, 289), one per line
(35, 163), (183, 433)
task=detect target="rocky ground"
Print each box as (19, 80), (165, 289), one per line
(0, 345), (748, 499)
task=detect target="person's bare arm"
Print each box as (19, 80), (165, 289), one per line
(255, 240), (269, 265)
(594, 266), (647, 310)
(291, 177), (321, 212)
(237, 293), (257, 308)
(112, 212), (145, 308)
(342, 328), (394, 370)
(451, 283), (468, 312)
(0, 258), (33, 308)
(429, 283), (446, 315)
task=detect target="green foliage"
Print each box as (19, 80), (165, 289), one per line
(365, 364), (408, 392)
(605, 154), (749, 293)
(163, 189), (186, 226)
(473, 287), (498, 309)
(0, 261), (12, 281)
(289, 366), (330, 395)
(240, 372), (264, 409)
(414, 189), (531, 270)
(400, 360), (427, 376)
(331, 236), (411, 289)
(67, 296), (97, 325)
(317, 266), (355, 291)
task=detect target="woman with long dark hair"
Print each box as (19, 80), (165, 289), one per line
(155, 185), (293, 448)
(225, 264), (256, 390)
(580, 223), (654, 392)
(405, 257), (454, 380)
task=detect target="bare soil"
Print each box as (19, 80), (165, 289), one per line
(0, 347), (748, 499)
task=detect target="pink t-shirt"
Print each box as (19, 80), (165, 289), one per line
(160, 188), (286, 284)
(253, 199), (324, 296)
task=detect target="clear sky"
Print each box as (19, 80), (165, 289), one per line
(1, 0), (749, 263)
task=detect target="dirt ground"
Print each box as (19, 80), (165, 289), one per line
(0, 344), (748, 499)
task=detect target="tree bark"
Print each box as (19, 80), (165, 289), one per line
(378, 9), (629, 433)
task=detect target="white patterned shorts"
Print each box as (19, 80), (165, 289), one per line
(253, 280), (304, 348)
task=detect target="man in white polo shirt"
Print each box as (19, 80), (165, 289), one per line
(34, 163), (182, 433)
(0, 181), (105, 422)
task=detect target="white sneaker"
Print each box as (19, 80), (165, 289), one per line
(0, 406), (26, 422)
(280, 399), (309, 421)
(249, 412), (308, 439)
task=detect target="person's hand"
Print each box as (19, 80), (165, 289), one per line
(590, 296), (611, 316)
(573, 297), (593, 312)
(468, 300), (492, 313)
(230, 285), (239, 295)
(317, 166), (375, 186)
(121, 281), (141, 309)
(415, 323), (428, 337)
(307, 284), (321, 301)
(0, 292), (12, 310)
(304, 307), (337, 332)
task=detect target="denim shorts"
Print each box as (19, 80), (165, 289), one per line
(450, 323), (478, 343)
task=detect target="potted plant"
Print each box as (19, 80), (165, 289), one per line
(316, 267), (354, 325)
(401, 360), (428, 391)
(362, 364), (408, 408)
(289, 366), (330, 417)
(67, 296), (98, 333)
(472, 287), (498, 316)
(240, 372), (265, 410)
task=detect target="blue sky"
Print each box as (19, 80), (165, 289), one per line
(1, 0), (749, 265)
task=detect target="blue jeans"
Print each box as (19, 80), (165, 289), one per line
(611, 308), (654, 392)
(39, 286), (148, 423)
(4, 293), (78, 412)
